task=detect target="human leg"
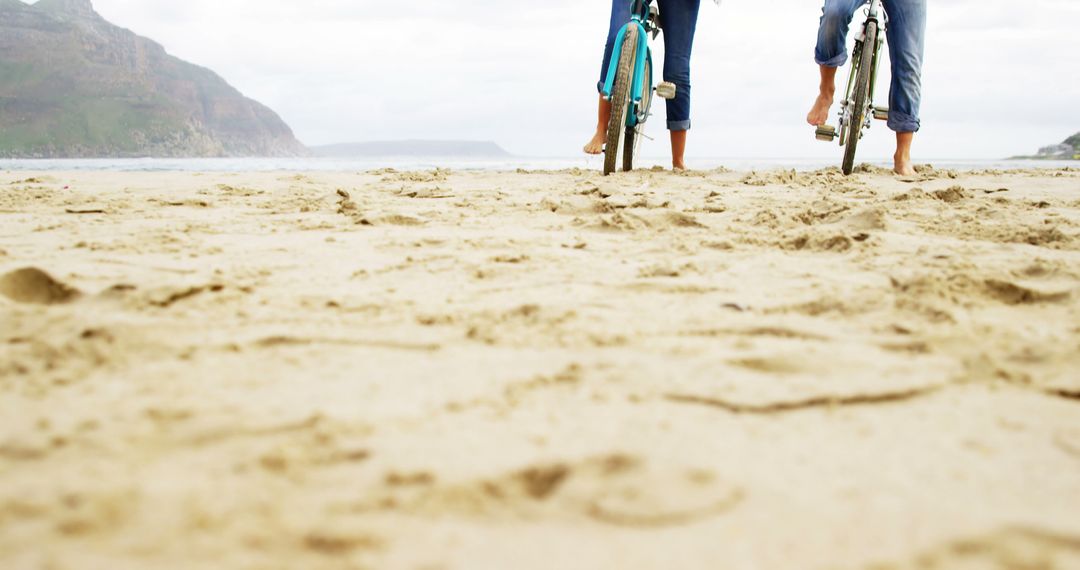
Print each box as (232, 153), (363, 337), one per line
(657, 0), (701, 169)
(882, 0), (926, 175)
(807, 0), (866, 126)
(584, 97), (613, 155)
(585, 0), (633, 154)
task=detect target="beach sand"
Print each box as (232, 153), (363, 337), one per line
(1, 165), (1079, 569)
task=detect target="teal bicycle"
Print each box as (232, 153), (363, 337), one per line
(814, 0), (891, 175)
(602, 0), (677, 175)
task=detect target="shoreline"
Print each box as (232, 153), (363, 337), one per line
(3, 158), (1079, 175)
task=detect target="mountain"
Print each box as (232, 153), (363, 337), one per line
(1065, 132), (1080, 151)
(0, 0), (306, 158)
(311, 140), (511, 158)
(1014, 132), (1079, 160)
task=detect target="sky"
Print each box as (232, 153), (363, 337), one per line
(21, 0), (1080, 159)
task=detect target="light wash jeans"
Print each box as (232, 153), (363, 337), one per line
(598, 0), (701, 131)
(815, 0), (926, 133)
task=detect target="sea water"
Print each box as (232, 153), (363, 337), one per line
(0, 157), (1075, 173)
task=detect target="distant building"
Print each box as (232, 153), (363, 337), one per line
(1037, 143), (1074, 158)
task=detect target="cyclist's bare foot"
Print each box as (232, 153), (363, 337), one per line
(671, 130), (687, 172)
(808, 65), (838, 126)
(807, 90), (834, 126)
(894, 131), (916, 176)
(583, 129), (606, 155)
(585, 95), (612, 155)
(894, 154), (915, 177)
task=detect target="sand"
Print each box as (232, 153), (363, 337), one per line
(1, 165), (1079, 569)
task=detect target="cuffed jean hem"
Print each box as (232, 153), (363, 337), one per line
(596, 80), (605, 94)
(668, 120), (691, 131)
(887, 113), (920, 133)
(815, 53), (848, 68)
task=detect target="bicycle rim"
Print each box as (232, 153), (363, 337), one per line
(623, 56), (651, 172)
(843, 22), (877, 175)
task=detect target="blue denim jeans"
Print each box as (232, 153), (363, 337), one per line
(598, 0), (701, 131)
(815, 0), (926, 133)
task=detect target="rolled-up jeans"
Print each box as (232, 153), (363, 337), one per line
(815, 0), (926, 133)
(597, 0), (701, 131)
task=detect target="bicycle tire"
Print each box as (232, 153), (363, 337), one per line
(843, 21), (877, 176)
(621, 128), (636, 173)
(622, 55), (651, 172)
(604, 26), (638, 176)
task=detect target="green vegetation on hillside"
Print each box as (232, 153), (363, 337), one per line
(0, 96), (194, 156)
(0, 60), (44, 86)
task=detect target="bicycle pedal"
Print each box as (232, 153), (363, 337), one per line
(872, 106), (889, 121)
(656, 82), (677, 100)
(815, 125), (838, 142)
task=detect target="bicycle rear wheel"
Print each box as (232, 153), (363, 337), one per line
(843, 21), (877, 176)
(604, 26), (638, 176)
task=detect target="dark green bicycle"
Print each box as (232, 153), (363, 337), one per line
(814, 0), (891, 175)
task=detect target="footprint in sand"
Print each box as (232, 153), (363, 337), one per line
(874, 526), (1080, 569)
(983, 278), (1073, 305)
(832, 206), (889, 232)
(0, 267), (81, 305)
(361, 455), (744, 528)
(585, 462), (745, 528)
(932, 185), (970, 203)
(1054, 429), (1080, 460)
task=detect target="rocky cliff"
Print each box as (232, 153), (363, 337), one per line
(1064, 132), (1080, 151)
(1031, 132), (1079, 160)
(0, 0), (306, 158)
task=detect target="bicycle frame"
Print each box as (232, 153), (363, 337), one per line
(600, 0), (656, 128)
(838, 0), (886, 144)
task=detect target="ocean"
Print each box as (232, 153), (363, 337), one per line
(0, 156), (1074, 173)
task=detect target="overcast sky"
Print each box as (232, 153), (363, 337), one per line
(24, 0), (1080, 159)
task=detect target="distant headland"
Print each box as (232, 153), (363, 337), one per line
(1012, 132), (1080, 160)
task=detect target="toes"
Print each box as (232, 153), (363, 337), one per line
(583, 136), (606, 155)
